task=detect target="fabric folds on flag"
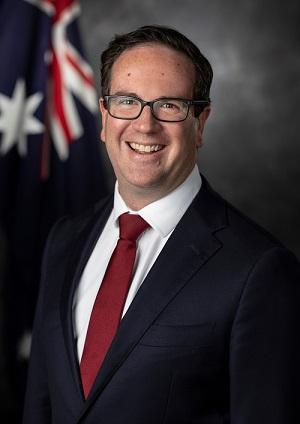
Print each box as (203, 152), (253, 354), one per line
(0, 0), (107, 419)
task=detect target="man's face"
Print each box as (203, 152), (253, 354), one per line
(100, 43), (210, 208)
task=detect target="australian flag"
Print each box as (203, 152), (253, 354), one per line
(0, 0), (107, 419)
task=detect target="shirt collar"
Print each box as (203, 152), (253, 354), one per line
(113, 165), (202, 238)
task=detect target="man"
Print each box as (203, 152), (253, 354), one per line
(23, 25), (300, 423)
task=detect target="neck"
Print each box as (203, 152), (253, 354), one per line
(117, 167), (197, 210)
(119, 187), (166, 211)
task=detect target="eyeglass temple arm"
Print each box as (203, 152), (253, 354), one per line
(192, 99), (211, 106)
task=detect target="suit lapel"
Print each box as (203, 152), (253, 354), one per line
(77, 179), (228, 421)
(59, 196), (113, 398)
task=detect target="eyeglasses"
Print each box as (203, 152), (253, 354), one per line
(103, 95), (210, 122)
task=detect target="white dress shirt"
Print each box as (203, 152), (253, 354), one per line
(73, 165), (202, 361)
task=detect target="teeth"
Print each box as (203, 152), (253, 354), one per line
(129, 142), (163, 153)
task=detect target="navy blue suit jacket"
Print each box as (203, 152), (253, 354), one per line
(23, 177), (300, 423)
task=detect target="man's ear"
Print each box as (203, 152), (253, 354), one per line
(196, 106), (211, 148)
(99, 98), (107, 143)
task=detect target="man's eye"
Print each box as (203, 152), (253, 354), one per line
(161, 102), (176, 109)
(159, 101), (182, 112)
(118, 98), (138, 106)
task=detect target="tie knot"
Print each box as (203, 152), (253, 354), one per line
(118, 213), (149, 242)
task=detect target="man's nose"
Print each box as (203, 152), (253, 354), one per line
(131, 104), (161, 133)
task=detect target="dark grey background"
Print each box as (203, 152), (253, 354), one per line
(79, 0), (300, 258)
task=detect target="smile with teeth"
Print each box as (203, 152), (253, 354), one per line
(128, 142), (164, 153)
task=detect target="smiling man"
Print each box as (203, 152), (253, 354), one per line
(23, 25), (300, 424)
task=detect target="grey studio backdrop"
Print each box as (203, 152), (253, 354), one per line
(79, 0), (300, 258)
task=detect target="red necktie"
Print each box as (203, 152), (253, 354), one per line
(80, 213), (149, 398)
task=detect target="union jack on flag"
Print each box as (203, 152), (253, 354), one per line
(0, 0), (107, 418)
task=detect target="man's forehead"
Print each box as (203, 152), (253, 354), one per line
(113, 42), (192, 66)
(109, 43), (196, 91)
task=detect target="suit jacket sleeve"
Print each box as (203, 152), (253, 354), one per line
(230, 246), (300, 423)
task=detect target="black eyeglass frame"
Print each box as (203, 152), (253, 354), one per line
(102, 95), (211, 122)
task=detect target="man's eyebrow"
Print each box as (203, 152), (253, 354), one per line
(110, 92), (177, 100)
(111, 91), (139, 97)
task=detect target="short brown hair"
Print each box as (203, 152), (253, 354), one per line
(100, 25), (213, 107)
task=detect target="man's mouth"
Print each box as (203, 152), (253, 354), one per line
(128, 142), (164, 154)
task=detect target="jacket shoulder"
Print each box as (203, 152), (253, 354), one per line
(50, 194), (113, 244)
(41, 194), (113, 271)
(199, 177), (295, 261)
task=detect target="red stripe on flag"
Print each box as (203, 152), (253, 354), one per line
(53, 0), (76, 22)
(65, 50), (94, 86)
(52, 51), (73, 142)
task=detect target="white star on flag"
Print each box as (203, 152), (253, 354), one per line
(0, 79), (44, 156)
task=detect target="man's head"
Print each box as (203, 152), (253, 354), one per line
(99, 25), (212, 210)
(101, 25), (213, 109)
